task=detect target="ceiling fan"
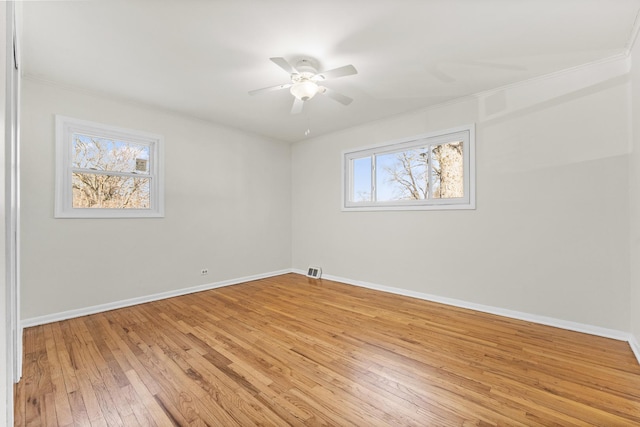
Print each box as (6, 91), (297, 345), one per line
(249, 57), (358, 114)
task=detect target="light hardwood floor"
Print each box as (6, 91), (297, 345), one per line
(15, 273), (640, 426)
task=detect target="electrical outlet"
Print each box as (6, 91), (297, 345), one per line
(201, 268), (208, 275)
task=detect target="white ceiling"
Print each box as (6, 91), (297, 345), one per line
(20, 0), (640, 143)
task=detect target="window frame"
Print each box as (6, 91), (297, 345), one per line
(55, 115), (165, 218)
(342, 125), (475, 211)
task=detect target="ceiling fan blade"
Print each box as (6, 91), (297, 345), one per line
(248, 82), (292, 96)
(290, 98), (304, 114)
(318, 86), (353, 105)
(314, 64), (357, 81)
(270, 57), (298, 75)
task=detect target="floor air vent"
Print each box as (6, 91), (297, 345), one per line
(306, 266), (322, 279)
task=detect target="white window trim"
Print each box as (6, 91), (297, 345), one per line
(55, 115), (165, 218)
(342, 124), (475, 211)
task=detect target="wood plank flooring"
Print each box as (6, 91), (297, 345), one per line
(15, 273), (640, 426)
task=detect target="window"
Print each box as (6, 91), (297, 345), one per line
(55, 115), (164, 218)
(344, 125), (475, 210)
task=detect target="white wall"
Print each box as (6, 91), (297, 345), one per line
(630, 36), (640, 351)
(18, 32), (638, 358)
(20, 79), (292, 320)
(292, 57), (631, 331)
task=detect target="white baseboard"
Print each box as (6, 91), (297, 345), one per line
(293, 270), (638, 357)
(21, 268), (640, 366)
(630, 334), (640, 364)
(21, 269), (293, 328)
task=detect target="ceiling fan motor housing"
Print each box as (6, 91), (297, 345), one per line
(294, 59), (319, 76)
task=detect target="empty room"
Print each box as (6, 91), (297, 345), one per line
(2, 0), (640, 425)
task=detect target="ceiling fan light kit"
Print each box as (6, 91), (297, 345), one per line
(290, 80), (318, 101)
(249, 57), (357, 114)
